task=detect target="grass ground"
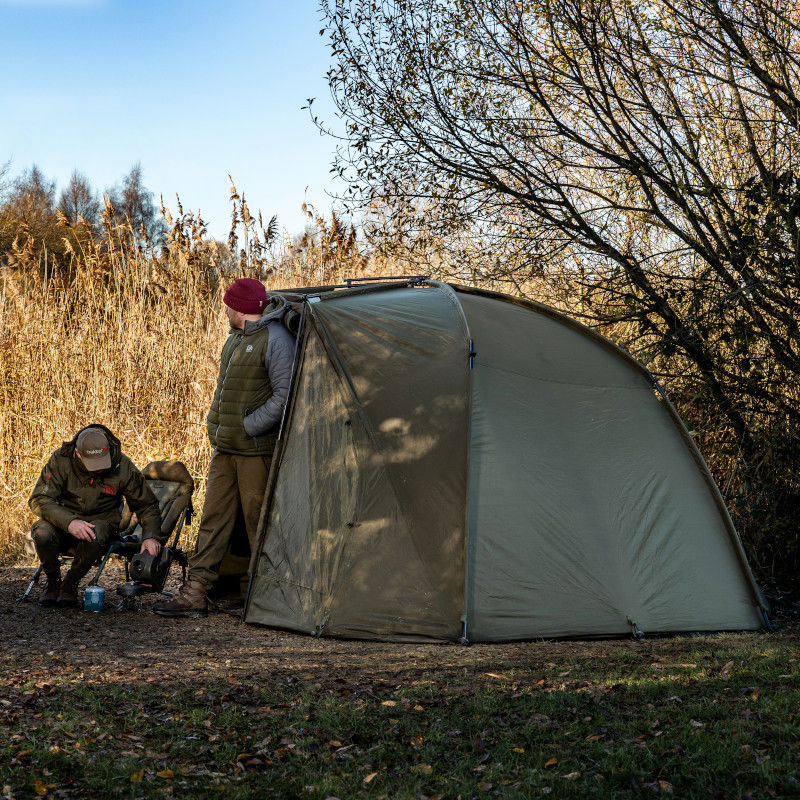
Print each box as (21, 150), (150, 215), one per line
(1, 566), (798, 800)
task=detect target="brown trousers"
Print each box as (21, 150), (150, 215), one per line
(31, 519), (115, 580)
(188, 451), (271, 588)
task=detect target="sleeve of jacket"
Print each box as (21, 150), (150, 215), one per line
(28, 455), (79, 531)
(243, 322), (296, 437)
(120, 458), (162, 542)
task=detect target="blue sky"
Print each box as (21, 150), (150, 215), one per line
(0, 0), (341, 238)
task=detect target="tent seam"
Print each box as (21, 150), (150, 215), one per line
(431, 282), (474, 642)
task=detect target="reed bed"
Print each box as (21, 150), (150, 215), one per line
(0, 196), (387, 562)
(3, 195), (788, 585)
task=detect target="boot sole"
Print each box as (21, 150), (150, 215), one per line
(152, 607), (208, 618)
(39, 598), (59, 607)
(56, 600), (79, 608)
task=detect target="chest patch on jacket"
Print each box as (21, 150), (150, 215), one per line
(246, 344), (254, 352)
(100, 484), (117, 496)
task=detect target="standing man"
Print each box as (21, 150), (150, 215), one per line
(30, 425), (162, 607)
(154, 278), (294, 618)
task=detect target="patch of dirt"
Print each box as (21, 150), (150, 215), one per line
(1, 564), (796, 692)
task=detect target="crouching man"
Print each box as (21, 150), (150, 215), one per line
(29, 425), (162, 607)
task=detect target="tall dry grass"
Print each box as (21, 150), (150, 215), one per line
(2, 193), (794, 588)
(0, 193), (388, 563)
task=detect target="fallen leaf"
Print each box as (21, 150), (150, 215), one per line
(156, 769), (174, 780)
(545, 757), (558, 767)
(750, 690), (760, 701)
(478, 782), (493, 792)
(563, 772), (581, 780)
(512, 747), (525, 753)
(411, 764), (433, 774)
(363, 772), (378, 784)
(326, 740), (342, 748)
(129, 770), (144, 783)
(34, 779), (47, 797)
(381, 700), (397, 706)
(658, 780), (674, 794)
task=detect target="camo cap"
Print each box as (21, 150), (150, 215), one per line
(75, 428), (112, 471)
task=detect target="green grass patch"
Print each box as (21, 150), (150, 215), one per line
(1, 634), (799, 799)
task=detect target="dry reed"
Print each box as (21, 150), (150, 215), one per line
(0, 197), (386, 563)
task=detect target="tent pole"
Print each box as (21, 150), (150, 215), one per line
(430, 281), (475, 643)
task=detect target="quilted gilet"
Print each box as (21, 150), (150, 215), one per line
(206, 324), (278, 455)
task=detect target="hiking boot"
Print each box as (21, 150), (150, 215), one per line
(39, 572), (61, 606)
(56, 572), (81, 608)
(152, 580), (208, 618)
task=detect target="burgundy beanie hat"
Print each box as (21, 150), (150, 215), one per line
(223, 278), (268, 315)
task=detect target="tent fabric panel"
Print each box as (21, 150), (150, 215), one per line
(459, 292), (763, 641)
(323, 402), (461, 640)
(456, 292), (646, 389)
(247, 325), (463, 640)
(310, 286), (470, 631)
(245, 333), (330, 632)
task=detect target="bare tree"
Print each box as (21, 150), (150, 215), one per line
(322, 0), (800, 454)
(58, 170), (100, 230)
(0, 164), (63, 263)
(106, 162), (166, 245)
(0, 160), (10, 198)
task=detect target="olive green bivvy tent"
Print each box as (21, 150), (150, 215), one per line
(243, 279), (768, 642)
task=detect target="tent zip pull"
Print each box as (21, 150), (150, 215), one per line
(468, 339), (476, 369)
